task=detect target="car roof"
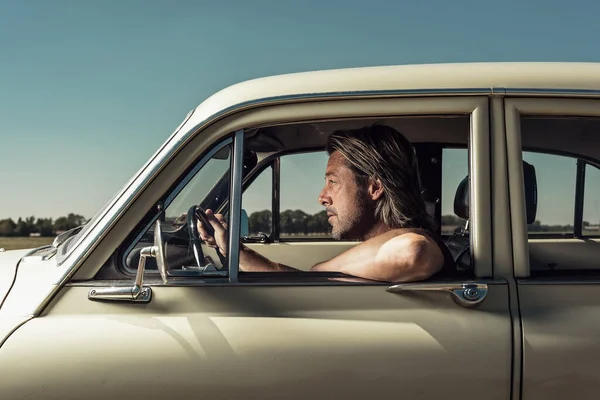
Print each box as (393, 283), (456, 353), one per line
(184, 62), (600, 130)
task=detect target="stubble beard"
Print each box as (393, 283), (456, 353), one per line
(330, 195), (372, 241)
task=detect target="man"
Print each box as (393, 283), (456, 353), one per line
(198, 124), (453, 283)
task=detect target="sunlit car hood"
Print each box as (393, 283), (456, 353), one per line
(0, 249), (33, 308)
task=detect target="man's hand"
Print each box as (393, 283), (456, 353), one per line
(197, 209), (229, 257)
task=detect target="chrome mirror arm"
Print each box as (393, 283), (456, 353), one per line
(89, 220), (167, 303)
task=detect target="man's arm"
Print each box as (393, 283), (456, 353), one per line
(310, 230), (444, 282)
(199, 209), (300, 272)
(238, 243), (300, 272)
(199, 210), (443, 281)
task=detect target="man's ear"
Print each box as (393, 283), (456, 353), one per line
(367, 177), (384, 201)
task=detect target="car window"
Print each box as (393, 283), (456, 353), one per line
(123, 142), (233, 272)
(243, 163), (273, 237)
(522, 151), (577, 236)
(107, 113), (480, 283)
(513, 149), (600, 238)
(518, 115), (600, 273)
(238, 117), (475, 279)
(583, 163), (600, 236)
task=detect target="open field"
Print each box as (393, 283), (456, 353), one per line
(0, 237), (54, 251)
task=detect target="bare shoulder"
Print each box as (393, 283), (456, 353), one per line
(382, 229), (444, 259)
(374, 229), (445, 282)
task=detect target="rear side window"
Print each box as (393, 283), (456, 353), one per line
(583, 163), (600, 236)
(522, 152), (577, 236)
(441, 148), (468, 235)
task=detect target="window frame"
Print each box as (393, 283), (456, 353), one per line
(231, 107), (491, 278)
(236, 99), (493, 280)
(505, 97), (600, 278)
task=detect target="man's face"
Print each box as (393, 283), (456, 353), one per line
(318, 151), (373, 240)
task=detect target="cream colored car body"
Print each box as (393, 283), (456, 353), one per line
(1, 62), (600, 399)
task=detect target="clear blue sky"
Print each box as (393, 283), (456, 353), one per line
(1, 0), (600, 226)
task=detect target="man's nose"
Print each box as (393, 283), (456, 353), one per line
(318, 187), (331, 206)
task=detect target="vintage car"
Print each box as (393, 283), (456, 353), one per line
(1, 62), (600, 399)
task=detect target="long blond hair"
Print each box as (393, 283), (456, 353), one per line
(326, 124), (435, 232)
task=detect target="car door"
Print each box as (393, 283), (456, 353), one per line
(0, 96), (514, 399)
(505, 97), (600, 399)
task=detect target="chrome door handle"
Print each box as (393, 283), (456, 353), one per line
(386, 282), (488, 308)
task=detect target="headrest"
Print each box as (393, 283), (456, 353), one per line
(454, 176), (470, 220)
(523, 161), (538, 224)
(453, 161), (537, 224)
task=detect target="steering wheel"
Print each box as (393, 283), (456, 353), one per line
(186, 205), (227, 269)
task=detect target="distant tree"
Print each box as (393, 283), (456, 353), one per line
(15, 218), (31, 236)
(277, 209), (331, 236)
(36, 218), (54, 236)
(53, 217), (69, 232)
(66, 213), (86, 227)
(307, 210), (330, 234)
(53, 214), (86, 232)
(0, 219), (16, 236)
(291, 210), (309, 234)
(248, 210), (272, 235)
(280, 210), (294, 234)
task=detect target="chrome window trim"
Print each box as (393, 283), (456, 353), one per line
(503, 88), (600, 96)
(65, 278), (507, 288)
(272, 158), (280, 240)
(227, 130), (245, 282)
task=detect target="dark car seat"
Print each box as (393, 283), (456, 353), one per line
(445, 161), (538, 271)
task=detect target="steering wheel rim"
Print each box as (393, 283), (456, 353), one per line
(187, 205), (206, 268)
(186, 205), (228, 270)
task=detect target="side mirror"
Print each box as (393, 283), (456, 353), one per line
(88, 219), (167, 303)
(154, 219), (168, 283)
